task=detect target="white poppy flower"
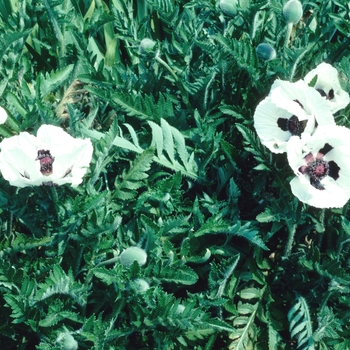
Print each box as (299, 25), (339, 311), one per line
(0, 124), (93, 188)
(287, 125), (350, 208)
(253, 79), (335, 153)
(304, 62), (350, 113)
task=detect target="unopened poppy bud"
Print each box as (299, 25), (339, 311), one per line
(131, 278), (150, 292)
(139, 38), (156, 56)
(256, 43), (277, 61)
(283, 0), (303, 24)
(119, 247), (147, 267)
(57, 333), (78, 350)
(219, 0), (238, 17)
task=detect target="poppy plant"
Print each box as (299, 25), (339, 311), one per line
(0, 124), (93, 187)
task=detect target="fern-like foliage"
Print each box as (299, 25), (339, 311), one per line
(288, 295), (315, 350)
(0, 29), (33, 61)
(111, 91), (177, 122)
(112, 118), (200, 180)
(113, 147), (154, 201)
(313, 306), (342, 342)
(208, 254), (240, 299)
(229, 286), (266, 350)
(35, 265), (88, 308)
(192, 216), (268, 251)
(236, 123), (271, 169)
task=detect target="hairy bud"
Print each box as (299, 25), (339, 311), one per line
(219, 0), (238, 17)
(283, 0), (303, 24)
(119, 247), (147, 268)
(256, 43), (277, 61)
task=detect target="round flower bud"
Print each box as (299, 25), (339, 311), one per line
(256, 43), (277, 61)
(283, 0), (303, 24)
(57, 333), (78, 350)
(139, 38), (156, 56)
(219, 0), (238, 17)
(119, 247), (147, 268)
(131, 278), (150, 293)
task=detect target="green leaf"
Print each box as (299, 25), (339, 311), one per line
(288, 295), (315, 350)
(113, 147), (154, 201)
(158, 263), (199, 285)
(36, 64), (74, 98)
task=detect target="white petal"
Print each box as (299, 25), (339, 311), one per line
(270, 79), (335, 127)
(290, 176), (350, 208)
(0, 106), (8, 124)
(253, 97), (292, 153)
(286, 136), (307, 175)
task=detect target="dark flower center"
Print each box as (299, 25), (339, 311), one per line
(36, 149), (55, 176)
(306, 159), (329, 190)
(298, 143), (340, 190)
(277, 100), (307, 136)
(277, 115), (307, 136)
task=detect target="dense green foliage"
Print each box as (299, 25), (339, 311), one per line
(0, 0), (350, 349)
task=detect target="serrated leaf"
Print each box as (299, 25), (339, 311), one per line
(158, 264), (198, 285)
(37, 64), (74, 98)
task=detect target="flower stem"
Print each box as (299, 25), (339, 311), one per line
(284, 222), (297, 257)
(51, 186), (59, 203)
(154, 52), (192, 110)
(7, 211), (13, 237)
(284, 22), (294, 47)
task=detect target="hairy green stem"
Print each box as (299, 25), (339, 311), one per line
(284, 222), (297, 257)
(7, 211), (13, 237)
(155, 52), (192, 111)
(284, 22), (294, 47)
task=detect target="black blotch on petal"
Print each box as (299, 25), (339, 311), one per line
(328, 89), (335, 100)
(328, 160), (340, 180)
(277, 118), (289, 131)
(310, 178), (325, 190)
(316, 88), (327, 97)
(293, 99), (304, 109)
(318, 143), (333, 157)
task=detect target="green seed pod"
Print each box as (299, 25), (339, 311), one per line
(131, 278), (150, 293)
(139, 38), (156, 56)
(119, 247), (147, 268)
(219, 0), (238, 17)
(57, 333), (78, 350)
(256, 43), (277, 61)
(283, 0), (303, 24)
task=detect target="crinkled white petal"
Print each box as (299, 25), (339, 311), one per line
(270, 79), (335, 127)
(0, 124), (93, 188)
(304, 62), (350, 113)
(254, 97), (293, 153)
(290, 176), (350, 208)
(287, 125), (350, 208)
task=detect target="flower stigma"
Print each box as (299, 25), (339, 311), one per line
(298, 144), (340, 190)
(36, 149), (55, 176)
